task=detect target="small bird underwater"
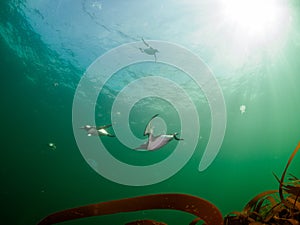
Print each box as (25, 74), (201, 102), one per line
(139, 37), (159, 62)
(135, 114), (183, 151)
(81, 124), (115, 137)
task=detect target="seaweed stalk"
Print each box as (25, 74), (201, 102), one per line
(279, 142), (300, 207)
(37, 193), (223, 225)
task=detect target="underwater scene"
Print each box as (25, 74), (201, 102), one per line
(1, 0), (300, 224)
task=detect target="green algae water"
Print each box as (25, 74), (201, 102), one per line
(1, 0), (300, 224)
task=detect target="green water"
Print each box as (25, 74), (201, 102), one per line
(1, 0), (300, 224)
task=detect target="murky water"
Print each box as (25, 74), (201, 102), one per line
(1, 0), (300, 224)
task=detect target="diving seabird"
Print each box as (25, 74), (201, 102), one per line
(135, 114), (183, 151)
(139, 37), (159, 62)
(81, 124), (115, 137)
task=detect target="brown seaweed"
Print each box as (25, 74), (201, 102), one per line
(225, 142), (300, 225)
(125, 219), (167, 225)
(279, 142), (300, 207)
(37, 193), (223, 225)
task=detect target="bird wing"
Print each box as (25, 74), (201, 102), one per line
(96, 124), (112, 129)
(142, 37), (150, 47)
(143, 114), (159, 136)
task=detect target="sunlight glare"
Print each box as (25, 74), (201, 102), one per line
(221, 0), (286, 37)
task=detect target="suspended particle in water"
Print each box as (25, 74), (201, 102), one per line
(240, 105), (246, 114)
(48, 142), (57, 150)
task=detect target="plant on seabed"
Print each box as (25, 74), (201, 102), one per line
(225, 142), (300, 225)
